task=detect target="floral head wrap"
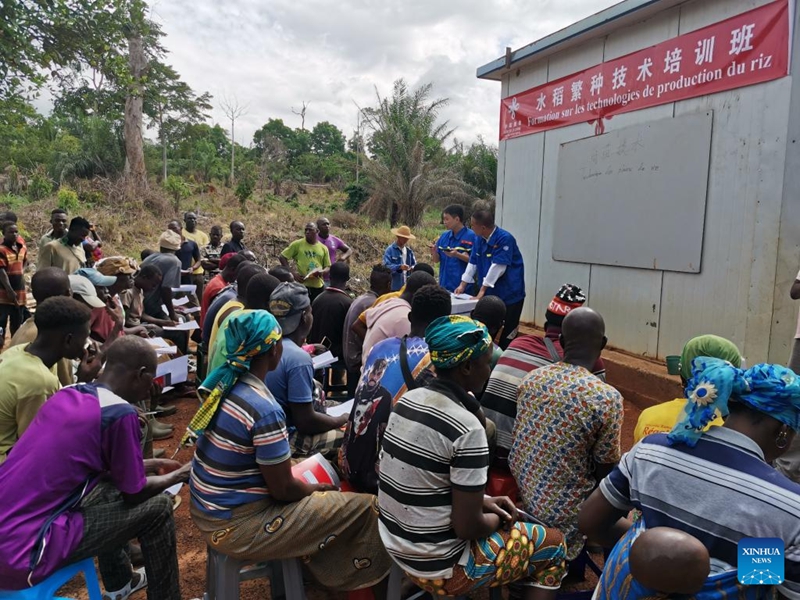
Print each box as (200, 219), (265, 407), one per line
(668, 357), (800, 447)
(425, 315), (492, 370)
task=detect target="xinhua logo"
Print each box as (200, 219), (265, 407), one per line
(738, 538), (784, 586)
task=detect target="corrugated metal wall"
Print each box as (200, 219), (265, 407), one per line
(496, 0), (796, 363)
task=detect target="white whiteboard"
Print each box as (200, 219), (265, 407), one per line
(552, 111), (712, 273)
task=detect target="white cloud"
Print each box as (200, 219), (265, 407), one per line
(148, 0), (619, 147)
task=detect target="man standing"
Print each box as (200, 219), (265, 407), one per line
(266, 282), (348, 458)
(383, 225), (416, 292)
(0, 221), (27, 345)
(429, 205), (476, 292)
(510, 308), (622, 565)
(181, 211), (209, 298)
(38, 216), (91, 274)
(38, 208), (68, 253)
(482, 284), (606, 459)
(0, 297), (92, 462)
(279, 222), (331, 303)
(455, 209), (525, 348)
(316, 216), (352, 283)
(342, 264), (392, 397)
(0, 336), (189, 599)
(221, 221), (246, 256)
(308, 262), (353, 365)
(201, 225), (224, 279)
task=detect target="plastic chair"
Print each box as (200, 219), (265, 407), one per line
(0, 558), (102, 600)
(486, 467), (519, 504)
(556, 547), (603, 600)
(204, 545), (306, 600)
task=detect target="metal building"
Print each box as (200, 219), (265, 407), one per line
(477, 0), (799, 364)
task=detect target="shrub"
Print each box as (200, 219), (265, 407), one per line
(27, 166), (53, 200)
(57, 187), (80, 212)
(344, 183), (368, 212)
(164, 175), (191, 212)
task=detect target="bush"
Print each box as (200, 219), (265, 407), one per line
(57, 187), (80, 212)
(344, 183), (368, 212)
(27, 166), (53, 200)
(163, 175), (191, 212)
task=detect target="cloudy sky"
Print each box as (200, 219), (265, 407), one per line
(147, 0), (619, 149)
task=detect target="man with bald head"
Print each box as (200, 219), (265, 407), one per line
(279, 221), (331, 303)
(0, 336), (189, 598)
(509, 307), (623, 569)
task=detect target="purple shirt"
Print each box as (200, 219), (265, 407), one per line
(0, 385), (146, 589)
(318, 234), (347, 279)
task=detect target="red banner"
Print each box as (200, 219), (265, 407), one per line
(499, 0), (790, 140)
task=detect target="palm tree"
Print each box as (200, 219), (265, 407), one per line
(361, 80), (471, 226)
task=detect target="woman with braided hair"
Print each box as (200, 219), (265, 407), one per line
(579, 357), (800, 599)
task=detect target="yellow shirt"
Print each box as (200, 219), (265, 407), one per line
(183, 229), (210, 275)
(8, 321), (74, 386)
(0, 345), (61, 462)
(208, 299), (245, 357)
(633, 398), (724, 444)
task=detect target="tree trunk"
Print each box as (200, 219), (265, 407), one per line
(124, 33), (148, 190)
(230, 118), (235, 186)
(160, 112), (167, 182)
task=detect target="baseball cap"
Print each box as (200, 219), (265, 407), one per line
(69, 274), (106, 309)
(269, 282), (310, 335)
(97, 256), (137, 276)
(74, 267), (117, 288)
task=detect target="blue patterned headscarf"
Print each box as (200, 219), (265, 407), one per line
(425, 315), (492, 369)
(182, 310), (282, 445)
(668, 357), (800, 446)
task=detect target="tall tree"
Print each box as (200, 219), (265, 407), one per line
(220, 95), (248, 185)
(146, 62), (212, 180)
(309, 121), (346, 157)
(123, 22), (147, 189)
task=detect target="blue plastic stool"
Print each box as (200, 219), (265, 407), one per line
(0, 558), (102, 600)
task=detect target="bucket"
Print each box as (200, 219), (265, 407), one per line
(291, 453), (340, 487)
(665, 355), (681, 376)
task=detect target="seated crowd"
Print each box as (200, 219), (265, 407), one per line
(0, 205), (799, 600)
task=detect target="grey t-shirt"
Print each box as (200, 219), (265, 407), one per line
(141, 252), (181, 318)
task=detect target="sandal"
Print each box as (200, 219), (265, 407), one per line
(103, 567), (147, 600)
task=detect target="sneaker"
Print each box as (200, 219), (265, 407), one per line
(103, 567), (147, 600)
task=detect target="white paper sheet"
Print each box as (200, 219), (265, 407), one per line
(312, 350), (337, 370)
(163, 320), (200, 331)
(172, 296), (190, 307)
(156, 355), (189, 385)
(179, 306), (201, 314)
(326, 399), (354, 418)
(164, 482), (183, 496)
(146, 337), (170, 349)
(171, 285), (197, 294)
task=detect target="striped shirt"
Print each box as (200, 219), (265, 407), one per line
(482, 329), (606, 453)
(600, 428), (800, 598)
(378, 379), (489, 579)
(190, 373), (291, 519)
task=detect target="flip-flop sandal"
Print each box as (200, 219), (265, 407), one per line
(171, 494), (182, 511)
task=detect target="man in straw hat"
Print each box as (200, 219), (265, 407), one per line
(383, 225), (417, 291)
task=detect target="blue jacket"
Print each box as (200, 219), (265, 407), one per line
(383, 242), (416, 291)
(469, 227), (526, 305)
(435, 227), (476, 292)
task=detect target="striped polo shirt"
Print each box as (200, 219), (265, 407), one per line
(190, 373), (291, 519)
(378, 379), (489, 579)
(600, 428), (800, 598)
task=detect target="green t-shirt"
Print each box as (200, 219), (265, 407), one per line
(281, 239), (331, 289)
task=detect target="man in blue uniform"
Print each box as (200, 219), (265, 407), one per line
(429, 204), (476, 292)
(455, 208), (525, 349)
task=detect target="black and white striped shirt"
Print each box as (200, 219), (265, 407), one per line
(378, 379), (489, 579)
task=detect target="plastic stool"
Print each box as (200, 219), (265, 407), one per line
(0, 558), (102, 600)
(204, 545), (306, 600)
(486, 467), (519, 504)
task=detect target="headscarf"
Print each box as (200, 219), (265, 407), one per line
(425, 315), (492, 370)
(680, 334), (741, 380)
(182, 310), (282, 445)
(668, 356), (800, 447)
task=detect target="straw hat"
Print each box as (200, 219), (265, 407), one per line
(390, 225), (416, 240)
